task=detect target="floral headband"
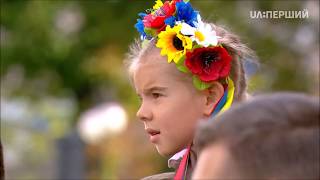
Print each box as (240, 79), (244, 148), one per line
(135, 0), (232, 90)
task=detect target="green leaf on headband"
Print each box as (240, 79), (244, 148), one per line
(193, 76), (211, 90)
(144, 28), (157, 37)
(183, 0), (190, 2)
(191, 44), (202, 50)
(177, 54), (186, 64)
(176, 64), (189, 73)
(176, 55), (189, 73)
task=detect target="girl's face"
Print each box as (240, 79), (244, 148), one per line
(133, 49), (208, 156)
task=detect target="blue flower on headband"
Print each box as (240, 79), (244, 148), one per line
(164, 16), (176, 27)
(135, 19), (146, 39)
(135, 13), (147, 39)
(175, 1), (198, 27)
(163, 2), (198, 28)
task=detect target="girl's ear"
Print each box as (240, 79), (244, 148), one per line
(203, 81), (224, 116)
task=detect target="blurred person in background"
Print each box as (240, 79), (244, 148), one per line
(126, 0), (258, 179)
(193, 93), (319, 180)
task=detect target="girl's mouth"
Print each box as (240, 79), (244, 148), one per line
(145, 128), (161, 143)
(146, 128), (160, 135)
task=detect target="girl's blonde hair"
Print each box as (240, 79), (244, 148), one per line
(125, 23), (257, 102)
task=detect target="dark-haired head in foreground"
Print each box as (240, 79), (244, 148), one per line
(193, 93), (319, 179)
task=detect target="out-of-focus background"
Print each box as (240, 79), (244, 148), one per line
(0, 0), (318, 179)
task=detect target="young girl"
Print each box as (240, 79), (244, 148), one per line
(126, 0), (256, 179)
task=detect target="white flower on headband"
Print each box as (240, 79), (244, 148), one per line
(180, 15), (219, 47)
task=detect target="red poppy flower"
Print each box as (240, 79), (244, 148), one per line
(143, 1), (176, 32)
(185, 46), (232, 82)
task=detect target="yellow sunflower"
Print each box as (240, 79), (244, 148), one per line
(156, 24), (193, 63)
(153, 0), (163, 10)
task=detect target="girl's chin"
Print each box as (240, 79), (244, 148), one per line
(156, 145), (180, 157)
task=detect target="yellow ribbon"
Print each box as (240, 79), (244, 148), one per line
(218, 77), (235, 116)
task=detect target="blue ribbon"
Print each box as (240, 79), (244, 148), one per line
(210, 88), (228, 118)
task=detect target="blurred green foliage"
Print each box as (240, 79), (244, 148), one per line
(1, 0), (318, 119)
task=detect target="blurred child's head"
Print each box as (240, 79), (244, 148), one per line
(126, 0), (255, 156)
(193, 93), (320, 179)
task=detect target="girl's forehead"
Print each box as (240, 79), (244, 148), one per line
(134, 47), (194, 92)
(140, 47), (165, 64)
(134, 60), (173, 87)
(134, 61), (184, 91)
(139, 50), (179, 76)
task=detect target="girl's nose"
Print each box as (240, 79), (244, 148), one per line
(136, 102), (152, 122)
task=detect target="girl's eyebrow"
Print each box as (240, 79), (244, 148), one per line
(143, 86), (168, 94)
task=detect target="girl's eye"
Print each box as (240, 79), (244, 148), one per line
(152, 92), (161, 99)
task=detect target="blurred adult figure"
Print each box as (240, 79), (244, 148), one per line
(193, 93), (319, 180)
